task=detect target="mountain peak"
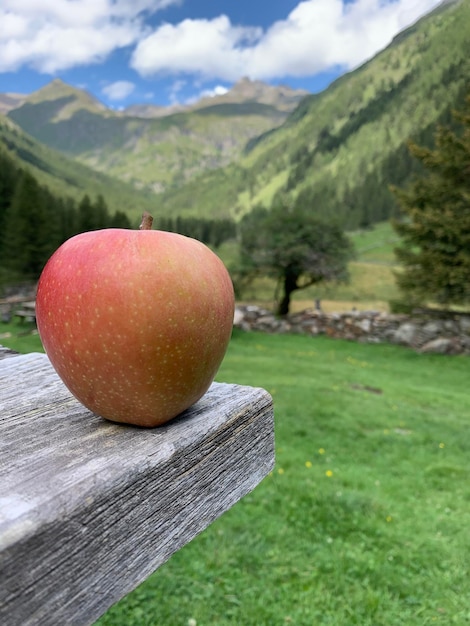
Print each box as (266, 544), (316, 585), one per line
(29, 79), (105, 107)
(192, 77), (309, 113)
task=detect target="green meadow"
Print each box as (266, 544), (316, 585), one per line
(89, 330), (470, 626)
(3, 323), (467, 625)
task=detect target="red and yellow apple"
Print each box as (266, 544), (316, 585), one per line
(36, 216), (235, 427)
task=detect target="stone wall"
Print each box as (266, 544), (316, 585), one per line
(233, 305), (470, 355)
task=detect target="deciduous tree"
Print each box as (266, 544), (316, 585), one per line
(239, 202), (355, 315)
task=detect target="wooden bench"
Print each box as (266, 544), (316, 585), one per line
(0, 347), (274, 626)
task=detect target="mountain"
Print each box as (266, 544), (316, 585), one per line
(190, 78), (309, 113)
(3, 0), (467, 228)
(6, 78), (307, 194)
(150, 0), (470, 224)
(0, 113), (158, 224)
(0, 93), (25, 115)
(123, 78), (308, 119)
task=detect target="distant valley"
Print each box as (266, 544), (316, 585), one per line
(5, 77), (308, 194)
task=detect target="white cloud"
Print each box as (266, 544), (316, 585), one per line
(185, 85), (229, 105)
(0, 0), (444, 81)
(131, 0), (443, 81)
(131, 16), (261, 81)
(209, 86), (229, 97)
(0, 0), (181, 73)
(102, 80), (135, 100)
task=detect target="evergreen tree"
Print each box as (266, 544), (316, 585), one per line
(93, 194), (110, 229)
(392, 94), (470, 306)
(0, 150), (19, 260)
(109, 210), (132, 228)
(77, 194), (95, 232)
(60, 197), (78, 240)
(2, 170), (60, 277)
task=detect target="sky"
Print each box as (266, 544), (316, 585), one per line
(0, 0), (444, 109)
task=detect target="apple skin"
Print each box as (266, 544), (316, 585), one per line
(35, 228), (235, 427)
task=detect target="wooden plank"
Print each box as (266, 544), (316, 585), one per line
(0, 352), (274, 626)
(0, 346), (19, 359)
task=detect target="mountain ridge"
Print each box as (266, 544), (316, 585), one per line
(2, 0), (468, 228)
(150, 0), (469, 225)
(6, 77), (307, 192)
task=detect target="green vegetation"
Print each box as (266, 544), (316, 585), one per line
(0, 149), (131, 282)
(392, 92), (470, 307)
(7, 79), (303, 195)
(0, 319), (42, 353)
(213, 221), (399, 313)
(91, 330), (470, 625)
(155, 216), (236, 249)
(155, 0), (470, 223)
(0, 114), (157, 221)
(238, 202), (355, 314)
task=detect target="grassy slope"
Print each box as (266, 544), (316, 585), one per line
(0, 114), (158, 222)
(155, 0), (470, 220)
(91, 330), (470, 626)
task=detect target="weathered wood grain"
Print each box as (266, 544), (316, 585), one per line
(0, 352), (274, 626)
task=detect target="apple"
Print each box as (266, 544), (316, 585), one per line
(35, 213), (235, 427)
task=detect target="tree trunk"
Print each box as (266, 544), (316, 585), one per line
(278, 271), (298, 316)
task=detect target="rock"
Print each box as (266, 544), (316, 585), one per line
(357, 318), (372, 333)
(422, 321), (443, 338)
(231, 305), (470, 356)
(392, 323), (420, 345)
(233, 308), (245, 326)
(458, 316), (470, 334)
(420, 338), (454, 354)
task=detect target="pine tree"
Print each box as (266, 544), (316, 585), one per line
(2, 170), (60, 277)
(77, 194), (95, 232)
(93, 194), (110, 229)
(392, 94), (470, 306)
(0, 150), (19, 260)
(109, 211), (132, 229)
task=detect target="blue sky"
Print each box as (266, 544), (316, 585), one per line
(0, 0), (443, 109)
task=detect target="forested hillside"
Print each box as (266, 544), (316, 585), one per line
(0, 114), (158, 222)
(154, 0), (469, 226)
(0, 141), (237, 285)
(0, 148), (131, 283)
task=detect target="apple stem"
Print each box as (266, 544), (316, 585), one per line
(139, 212), (154, 230)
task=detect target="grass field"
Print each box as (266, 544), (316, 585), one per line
(0, 320), (42, 353)
(83, 330), (470, 626)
